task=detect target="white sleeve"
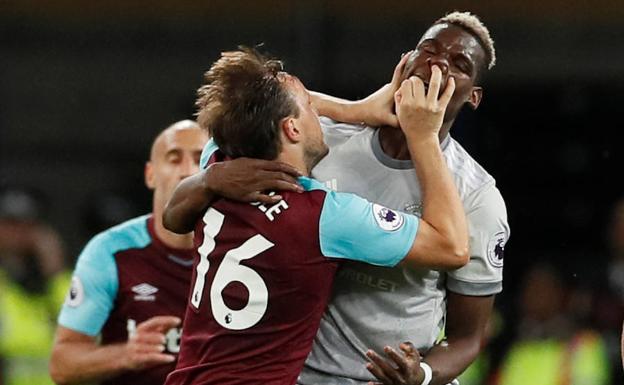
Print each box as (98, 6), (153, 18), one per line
(319, 116), (368, 148)
(446, 183), (510, 296)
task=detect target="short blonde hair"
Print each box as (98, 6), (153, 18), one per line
(435, 11), (496, 70)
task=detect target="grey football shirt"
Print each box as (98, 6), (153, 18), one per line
(298, 118), (510, 385)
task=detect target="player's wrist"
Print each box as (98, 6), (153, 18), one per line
(350, 98), (372, 124)
(405, 133), (440, 153)
(404, 128), (439, 141)
(117, 343), (137, 371)
(418, 361), (433, 385)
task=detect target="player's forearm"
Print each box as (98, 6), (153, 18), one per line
(420, 293), (493, 385)
(420, 336), (481, 385)
(49, 342), (128, 385)
(310, 91), (366, 124)
(163, 170), (215, 234)
(407, 135), (469, 267)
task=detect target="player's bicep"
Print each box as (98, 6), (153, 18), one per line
(58, 235), (118, 336)
(54, 325), (98, 346)
(319, 191), (418, 267)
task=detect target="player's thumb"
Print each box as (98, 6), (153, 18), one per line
(385, 112), (399, 128)
(394, 90), (403, 107)
(137, 316), (181, 333)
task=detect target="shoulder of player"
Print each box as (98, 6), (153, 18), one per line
(319, 116), (371, 132)
(444, 137), (496, 194)
(320, 117), (375, 146)
(79, 214), (152, 262)
(275, 177), (329, 211)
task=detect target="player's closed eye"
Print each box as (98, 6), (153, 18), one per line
(166, 153), (182, 164)
(454, 58), (472, 75)
(419, 41), (437, 55)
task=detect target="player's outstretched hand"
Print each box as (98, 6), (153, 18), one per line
(356, 51), (413, 128)
(394, 65), (455, 141)
(365, 342), (425, 385)
(123, 316), (181, 370)
(207, 158), (303, 205)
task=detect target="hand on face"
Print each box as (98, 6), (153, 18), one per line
(357, 51), (413, 128)
(393, 65), (455, 141)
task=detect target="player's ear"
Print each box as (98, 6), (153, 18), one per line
(467, 86), (482, 110)
(281, 116), (302, 144)
(145, 162), (156, 190)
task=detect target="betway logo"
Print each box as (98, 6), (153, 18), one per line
(127, 319), (182, 353)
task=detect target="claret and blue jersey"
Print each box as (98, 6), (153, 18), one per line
(166, 141), (420, 385)
(58, 215), (195, 385)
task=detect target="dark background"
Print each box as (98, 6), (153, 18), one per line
(1, 0), (623, 380)
(2, 0), (623, 284)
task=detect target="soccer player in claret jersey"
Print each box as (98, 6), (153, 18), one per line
(164, 48), (468, 385)
(49, 121), (208, 385)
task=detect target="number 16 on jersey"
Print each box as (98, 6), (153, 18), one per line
(191, 208), (274, 331)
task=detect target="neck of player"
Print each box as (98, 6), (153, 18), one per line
(153, 199), (194, 250)
(379, 121), (452, 160)
(277, 144), (311, 178)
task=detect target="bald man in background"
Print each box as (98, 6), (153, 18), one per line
(49, 121), (208, 385)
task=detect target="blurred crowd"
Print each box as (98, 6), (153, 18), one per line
(0, 187), (623, 385)
(459, 198), (624, 385)
(0, 189), (70, 385)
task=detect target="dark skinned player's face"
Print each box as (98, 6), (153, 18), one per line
(402, 23), (487, 124)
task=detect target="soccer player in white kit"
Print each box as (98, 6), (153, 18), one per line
(298, 12), (509, 385)
(164, 11), (509, 385)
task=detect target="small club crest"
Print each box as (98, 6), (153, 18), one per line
(372, 204), (405, 232)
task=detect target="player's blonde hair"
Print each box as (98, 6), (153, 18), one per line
(435, 11), (496, 70)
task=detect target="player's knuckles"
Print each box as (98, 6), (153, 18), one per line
(134, 332), (166, 345)
(274, 171), (292, 182)
(139, 316), (179, 329)
(131, 341), (163, 354)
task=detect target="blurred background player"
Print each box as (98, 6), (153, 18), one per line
(0, 189), (70, 385)
(165, 47), (469, 385)
(49, 120), (208, 385)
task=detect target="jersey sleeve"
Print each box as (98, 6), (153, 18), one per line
(318, 189), (419, 267)
(446, 184), (510, 296)
(320, 117), (368, 149)
(57, 233), (119, 336)
(199, 138), (220, 170)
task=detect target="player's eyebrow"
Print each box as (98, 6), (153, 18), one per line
(454, 50), (474, 66)
(164, 148), (182, 158)
(418, 38), (437, 47)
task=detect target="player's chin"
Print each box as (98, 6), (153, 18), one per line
(317, 143), (329, 163)
(306, 143), (329, 172)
